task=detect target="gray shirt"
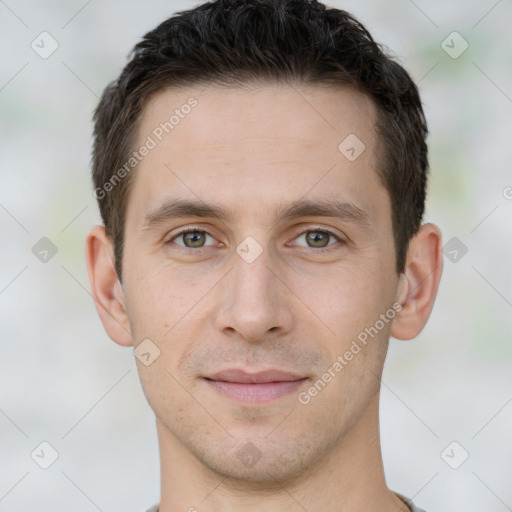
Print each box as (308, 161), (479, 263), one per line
(145, 493), (428, 511)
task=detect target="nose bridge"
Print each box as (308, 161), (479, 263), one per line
(216, 237), (288, 341)
(232, 239), (276, 310)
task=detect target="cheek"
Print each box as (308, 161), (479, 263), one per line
(124, 269), (180, 337)
(301, 264), (390, 339)
(124, 259), (218, 347)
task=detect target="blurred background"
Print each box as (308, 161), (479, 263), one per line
(0, 0), (510, 510)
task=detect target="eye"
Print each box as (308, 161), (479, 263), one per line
(167, 228), (218, 249)
(166, 227), (343, 252)
(292, 228), (342, 251)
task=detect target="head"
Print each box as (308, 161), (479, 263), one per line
(87, 0), (442, 485)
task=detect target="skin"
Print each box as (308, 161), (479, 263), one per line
(86, 83), (443, 512)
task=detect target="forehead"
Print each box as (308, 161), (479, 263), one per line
(127, 82), (388, 229)
(139, 82), (378, 154)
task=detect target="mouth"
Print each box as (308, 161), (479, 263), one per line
(202, 369), (309, 405)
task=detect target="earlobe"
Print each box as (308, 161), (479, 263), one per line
(85, 225), (133, 347)
(391, 223), (443, 341)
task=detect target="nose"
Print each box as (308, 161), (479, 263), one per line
(214, 245), (292, 343)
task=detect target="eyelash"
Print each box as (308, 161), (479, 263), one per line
(166, 226), (343, 253)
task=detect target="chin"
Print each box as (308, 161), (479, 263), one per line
(191, 434), (328, 486)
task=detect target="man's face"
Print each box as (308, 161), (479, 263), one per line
(121, 83), (402, 481)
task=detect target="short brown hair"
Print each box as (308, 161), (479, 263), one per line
(92, 0), (429, 280)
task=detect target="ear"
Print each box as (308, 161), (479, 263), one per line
(391, 223), (443, 340)
(85, 225), (133, 347)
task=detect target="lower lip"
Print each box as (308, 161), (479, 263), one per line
(204, 378), (308, 404)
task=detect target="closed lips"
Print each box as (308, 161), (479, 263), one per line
(204, 369), (307, 384)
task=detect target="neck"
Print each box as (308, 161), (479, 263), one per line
(156, 391), (409, 512)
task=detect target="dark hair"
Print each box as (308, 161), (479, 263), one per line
(92, 0), (428, 280)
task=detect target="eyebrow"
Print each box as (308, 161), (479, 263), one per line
(142, 197), (372, 231)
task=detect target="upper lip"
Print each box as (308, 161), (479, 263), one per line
(205, 369), (306, 384)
